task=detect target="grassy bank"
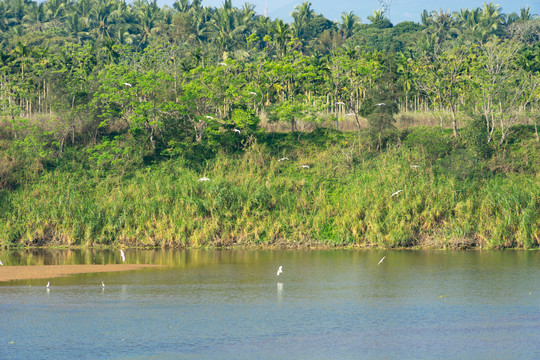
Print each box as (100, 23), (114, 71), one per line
(1, 126), (539, 249)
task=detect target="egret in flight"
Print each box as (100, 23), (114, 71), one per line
(378, 256), (386, 265)
(346, 113), (356, 116)
(391, 190), (403, 197)
(218, 62), (227, 66)
(233, 128), (241, 133)
(205, 115), (214, 119)
(277, 266), (283, 276)
(249, 92), (257, 95)
(301, 165), (310, 169)
(410, 165), (421, 168)
(124, 83), (132, 87)
(120, 249), (126, 262)
(375, 103), (386, 106)
(278, 157), (289, 162)
(198, 177), (210, 182)
(335, 101), (345, 105)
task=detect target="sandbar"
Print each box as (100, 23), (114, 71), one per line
(0, 264), (162, 282)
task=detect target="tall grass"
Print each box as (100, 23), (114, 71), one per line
(1, 132), (538, 249)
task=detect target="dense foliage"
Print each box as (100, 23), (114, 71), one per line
(0, 0), (538, 248)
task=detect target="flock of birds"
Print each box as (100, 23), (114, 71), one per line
(34, 249), (127, 290)
(196, 153), (413, 198)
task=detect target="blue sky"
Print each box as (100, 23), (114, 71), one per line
(158, 0), (538, 24)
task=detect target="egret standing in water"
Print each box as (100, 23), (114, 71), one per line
(378, 256), (386, 265)
(277, 266), (283, 276)
(120, 250), (126, 262)
(46, 282), (50, 288)
(102, 281), (105, 288)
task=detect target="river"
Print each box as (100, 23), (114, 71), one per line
(1, 249), (540, 359)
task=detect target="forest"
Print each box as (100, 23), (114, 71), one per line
(0, 0), (539, 248)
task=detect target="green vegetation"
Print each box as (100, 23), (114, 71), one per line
(0, 0), (538, 248)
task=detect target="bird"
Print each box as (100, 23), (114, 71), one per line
(120, 249), (126, 262)
(391, 190), (403, 197)
(335, 101), (345, 105)
(0, 260), (3, 266)
(249, 91), (257, 95)
(46, 282), (50, 288)
(278, 157), (289, 162)
(205, 115), (214, 119)
(301, 165), (310, 169)
(198, 177), (210, 182)
(346, 113), (356, 116)
(218, 62), (227, 66)
(410, 165), (421, 168)
(375, 103), (386, 106)
(123, 82), (132, 87)
(233, 128), (241, 133)
(377, 256), (386, 265)
(277, 266), (283, 276)
(102, 281), (105, 288)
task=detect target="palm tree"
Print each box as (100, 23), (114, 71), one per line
(134, 0), (163, 46)
(367, 9), (385, 24)
(429, 9), (458, 45)
(291, 1), (314, 40)
(89, 0), (118, 41)
(478, 2), (505, 41)
(339, 11), (359, 39)
(272, 19), (291, 57)
(22, 2), (49, 32)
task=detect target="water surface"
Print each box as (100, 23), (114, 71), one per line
(1, 249), (540, 359)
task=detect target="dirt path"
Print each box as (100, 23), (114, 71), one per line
(0, 264), (162, 282)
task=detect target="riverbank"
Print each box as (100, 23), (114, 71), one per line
(1, 126), (539, 249)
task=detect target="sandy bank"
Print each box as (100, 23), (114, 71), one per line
(0, 264), (162, 282)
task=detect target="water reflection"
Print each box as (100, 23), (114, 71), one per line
(277, 282), (283, 302)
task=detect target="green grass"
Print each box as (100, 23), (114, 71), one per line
(1, 128), (538, 249)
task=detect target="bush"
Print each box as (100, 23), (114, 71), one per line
(403, 126), (453, 162)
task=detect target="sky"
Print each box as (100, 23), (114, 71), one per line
(158, 0), (539, 25)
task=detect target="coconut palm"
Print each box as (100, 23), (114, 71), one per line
(22, 2), (49, 32)
(339, 11), (360, 39)
(272, 19), (291, 57)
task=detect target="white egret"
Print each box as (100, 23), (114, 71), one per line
(377, 256), (386, 265)
(335, 102), (345, 105)
(233, 128), (241, 133)
(277, 266), (283, 276)
(278, 157), (289, 162)
(249, 92), (257, 95)
(120, 249), (126, 262)
(46, 282), (50, 288)
(301, 165), (310, 169)
(198, 177), (210, 182)
(205, 115), (214, 119)
(391, 190), (403, 197)
(218, 62), (227, 66)
(0, 260), (3, 265)
(346, 113), (356, 116)
(410, 165), (421, 168)
(123, 82), (132, 87)
(375, 103), (386, 106)
(102, 281), (105, 287)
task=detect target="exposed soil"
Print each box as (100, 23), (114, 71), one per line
(0, 264), (162, 282)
